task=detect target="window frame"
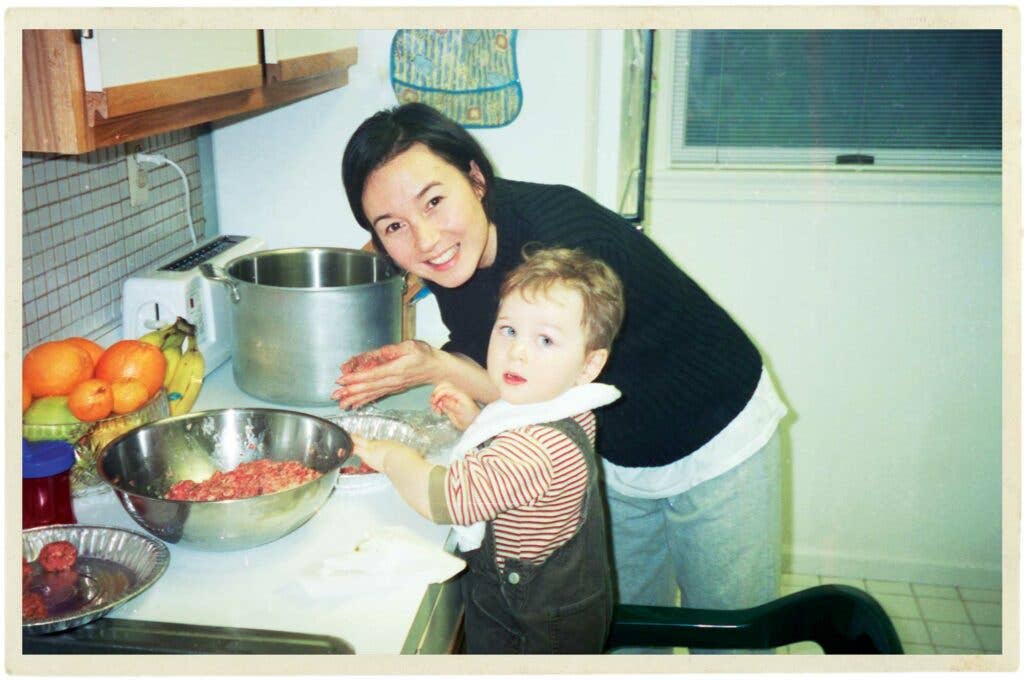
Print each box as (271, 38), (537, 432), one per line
(667, 29), (1002, 173)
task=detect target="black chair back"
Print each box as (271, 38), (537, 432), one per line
(606, 584), (904, 654)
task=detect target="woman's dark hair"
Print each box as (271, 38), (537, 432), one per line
(341, 103), (496, 251)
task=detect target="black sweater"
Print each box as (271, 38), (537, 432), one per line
(429, 178), (762, 467)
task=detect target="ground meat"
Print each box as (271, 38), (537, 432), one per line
(341, 346), (403, 375)
(165, 459), (322, 501)
(339, 460), (376, 475)
(38, 541), (78, 572)
(23, 591), (47, 621)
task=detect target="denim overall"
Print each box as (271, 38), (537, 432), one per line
(458, 417), (612, 654)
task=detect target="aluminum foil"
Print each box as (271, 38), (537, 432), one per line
(328, 411), (461, 493)
(22, 524), (170, 635)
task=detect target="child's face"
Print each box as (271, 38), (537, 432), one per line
(486, 284), (609, 405)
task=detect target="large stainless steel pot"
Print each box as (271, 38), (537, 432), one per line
(200, 248), (403, 406)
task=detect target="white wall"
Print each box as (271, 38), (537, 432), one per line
(646, 42), (1003, 588)
(210, 29), (608, 250)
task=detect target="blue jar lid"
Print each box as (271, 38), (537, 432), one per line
(22, 438), (76, 478)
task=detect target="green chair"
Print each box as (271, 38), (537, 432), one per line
(606, 584), (904, 654)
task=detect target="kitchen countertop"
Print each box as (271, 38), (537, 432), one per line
(70, 359), (460, 655)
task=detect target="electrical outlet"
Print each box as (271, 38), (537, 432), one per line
(126, 147), (149, 206)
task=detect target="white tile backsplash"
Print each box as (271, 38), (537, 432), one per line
(21, 127), (208, 348)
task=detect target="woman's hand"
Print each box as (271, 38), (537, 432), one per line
(349, 433), (422, 474)
(332, 340), (439, 410)
(430, 382), (480, 431)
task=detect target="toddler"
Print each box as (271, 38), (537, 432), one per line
(352, 247), (625, 654)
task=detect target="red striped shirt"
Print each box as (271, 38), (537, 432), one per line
(445, 411), (596, 569)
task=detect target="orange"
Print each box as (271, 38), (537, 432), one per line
(94, 340), (166, 398)
(68, 378), (114, 421)
(23, 341), (94, 397)
(64, 337), (104, 368)
(110, 378), (149, 415)
(22, 378), (32, 413)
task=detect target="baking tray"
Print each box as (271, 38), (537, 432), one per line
(23, 618), (354, 654)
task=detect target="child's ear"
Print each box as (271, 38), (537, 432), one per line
(576, 348), (609, 385)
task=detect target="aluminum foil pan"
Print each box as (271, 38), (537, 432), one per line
(329, 413), (432, 493)
(332, 414), (430, 449)
(22, 524), (170, 635)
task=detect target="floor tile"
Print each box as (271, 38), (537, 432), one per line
(865, 579), (913, 596)
(958, 587), (1001, 603)
(874, 593), (921, 619)
(902, 643), (937, 654)
(964, 600), (1002, 626)
(913, 583), (959, 599)
(917, 596), (970, 623)
(926, 621), (981, 649)
(891, 617), (931, 644)
(781, 573), (819, 587)
(935, 647), (985, 655)
(819, 575), (866, 589)
(788, 641), (824, 655)
(973, 625), (1002, 653)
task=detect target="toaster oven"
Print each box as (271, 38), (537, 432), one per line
(121, 235), (265, 376)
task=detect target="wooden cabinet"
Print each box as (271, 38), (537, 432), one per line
(263, 29), (357, 84)
(80, 30), (263, 123)
(23, 29), (358, 155)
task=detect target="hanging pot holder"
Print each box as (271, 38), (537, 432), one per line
(390, 29), (522, 128)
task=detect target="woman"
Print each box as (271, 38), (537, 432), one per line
(334, 103), (788, 648)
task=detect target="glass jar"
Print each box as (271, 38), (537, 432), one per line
(23, 438), (77, 529)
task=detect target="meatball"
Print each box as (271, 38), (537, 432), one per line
(22, 591), (47, 621)
(37, 540), (78, 572)
(22, 556), (33, 588)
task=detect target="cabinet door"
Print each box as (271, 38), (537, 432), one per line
(81, 29), (262, 122)
(23, 29), (358, 154)
(262, 29), (357, 84)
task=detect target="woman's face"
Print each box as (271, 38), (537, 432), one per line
(362, 143), (496, 288)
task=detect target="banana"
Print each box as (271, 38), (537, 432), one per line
(174, 316), (198, 337)
(161, 332), (186, 389)
(167, 335), (205, 416)
(138, 323), (178, 346)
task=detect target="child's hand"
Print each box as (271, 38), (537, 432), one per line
(349, 433), (421, 474)
(430, 382), (480, 431)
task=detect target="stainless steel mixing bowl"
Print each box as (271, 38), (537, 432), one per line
(96, 408), (352, 551)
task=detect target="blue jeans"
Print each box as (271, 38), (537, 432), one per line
(606, 430), (782, 654)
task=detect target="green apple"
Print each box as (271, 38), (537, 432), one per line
(23, 396), (88, 443)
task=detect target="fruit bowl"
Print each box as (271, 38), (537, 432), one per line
(23, 390), (170, 497)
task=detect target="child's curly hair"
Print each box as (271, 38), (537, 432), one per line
(500, 246), (625, 352)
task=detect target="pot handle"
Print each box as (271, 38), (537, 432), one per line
(199, 263), (240, 303)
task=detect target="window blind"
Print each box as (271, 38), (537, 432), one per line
(670, 30), (1002, 168)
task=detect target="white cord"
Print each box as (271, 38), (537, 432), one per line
(135, 151), (198, 245)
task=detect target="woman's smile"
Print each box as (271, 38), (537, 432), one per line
(426, 243), (460, 269)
